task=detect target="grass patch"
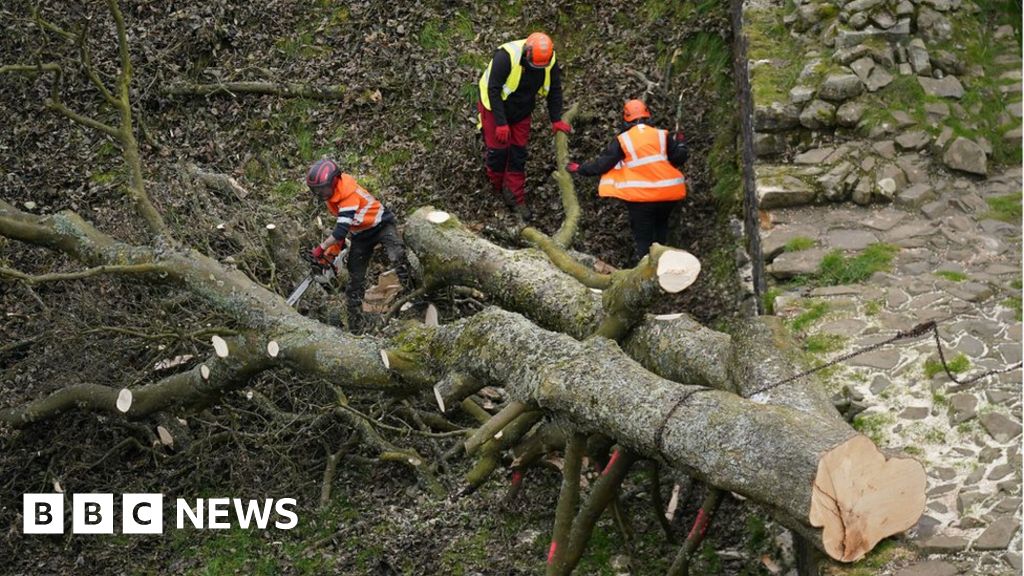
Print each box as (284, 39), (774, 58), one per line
(789, 300), (829, 332)
(745, 7), (804, 103)
(784, 236), (816, 252)
(803, 333), (845, 354)
(1004, 295), (1022, 320)
(762, 287), (781, 315)
(864, 299), (882, 316)
(984, 193), (1022, 222)
(817, 243), (898, 286)
(418, 21), (449, 53)
(275, 31), (324, 59)
(924, 353), (971, 379)
(859, 75), (928, 130)
(852, 412), (894, 445)
(935, 270), (968, 282)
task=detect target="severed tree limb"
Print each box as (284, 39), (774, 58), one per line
(550, 103), (580, 248)
(463, 410), (543, 494)
(0, 198), (923, 561)
(547, 430), (586, 576)
(183, 163), (251, 200)
(556, 448), (639, 575)
(667, 488), (724, 576)
(320, 435), (359, 509)
(395, 308), (925, 562)
(161, 81), (347, 100)
(404, 207), (730, 387)
(463, 400), (530, 455)
(431, 372), (484, 413)
(0, 333), (275, 426)
(0, 63), (63, 75)
(0, 263), (163, 284)
(648, 461), (676, 539)
(330, 403), (444, 498)
(521, 226), (612, 289)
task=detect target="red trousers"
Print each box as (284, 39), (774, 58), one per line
(478, 102), (532, 205)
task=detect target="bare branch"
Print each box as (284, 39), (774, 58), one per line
(0, 263), (163, 284)
(78, 22), (120, 108)
(0, 63), (62, 74)
(44, 97), (120, 138)
(161, 81), (348, 100)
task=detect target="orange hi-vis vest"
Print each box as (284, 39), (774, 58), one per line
(598, 124), (687, 203)
(326, 174), (385, 235)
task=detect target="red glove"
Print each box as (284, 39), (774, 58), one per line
(551, 120), (572, 134)
(310, 245), (325, 260)
(494, 125), (511, 145)
(673, 130), (685, 142)
(566, 162), (580, 173)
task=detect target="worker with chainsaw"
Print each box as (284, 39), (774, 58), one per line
(306, 158), (414, 333)
(567, 99), (688, 265)
(478, 31), (572, 221)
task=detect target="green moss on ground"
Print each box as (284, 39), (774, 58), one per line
(745, 7), (804, 104)
(924, 353), (971, 379)
(817, 243), (898, 286)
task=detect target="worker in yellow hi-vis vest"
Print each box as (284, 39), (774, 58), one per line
(568, 99), (688, 265)
(478, 32), (571, 221)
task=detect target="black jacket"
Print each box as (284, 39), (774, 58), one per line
(486, 48), (564, 126)
(577, 121), (688, 177)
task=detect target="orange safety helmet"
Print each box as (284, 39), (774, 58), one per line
(623, 99), (652, 122)
(523, 32), (554, 69)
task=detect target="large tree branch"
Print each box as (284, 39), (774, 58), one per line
(0, 333), (276, 426)
(389, 308), (924, 562)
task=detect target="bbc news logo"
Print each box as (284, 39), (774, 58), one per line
(23, 494), (298, 534)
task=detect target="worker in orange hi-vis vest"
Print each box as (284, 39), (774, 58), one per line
(306, 158), (414, 333)
(477, 32), (571, 222)
(567, 99), (688, 265)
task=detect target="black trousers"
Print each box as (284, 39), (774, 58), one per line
(345, 220), (412, 312)
(624, 200), (681, 265)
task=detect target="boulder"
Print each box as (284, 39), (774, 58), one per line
(896, 130), (931, 151)
(908, 39), (932, 76)
(942, 137), (988, 175)
(850, 56), (875, 82)
(896, 183), (936, 209)
(799, 99), (837, 129)
(865, 66), (894, 91)
(844, 0), (884, 13)
(918, 76), (965, 99)
(790, 85), (816, 104)
(924, 101), (950, 121)
(754, 132), (787, 158)
(819, 73), (865, 101)
(754, 102), (801, 132)
(931, 50), (964, 75)
(836, 101), (867, 127)
(918, 6), (953, 42)
(871, 10), (896, 29)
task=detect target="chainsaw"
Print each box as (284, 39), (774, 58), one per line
(286, 241), (348, 307)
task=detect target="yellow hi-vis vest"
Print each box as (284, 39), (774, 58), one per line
(598, 124), (687, 203)
(478, 39), (555, 111)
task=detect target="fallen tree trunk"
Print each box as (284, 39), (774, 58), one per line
(387, 308), (925, 562)
(1, 200), (924, 562)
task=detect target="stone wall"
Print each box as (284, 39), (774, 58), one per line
(745, 0), (1022, 209)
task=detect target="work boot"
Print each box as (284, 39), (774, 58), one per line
(347, 305), (365, 335)
(500, 187), (518, 211)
